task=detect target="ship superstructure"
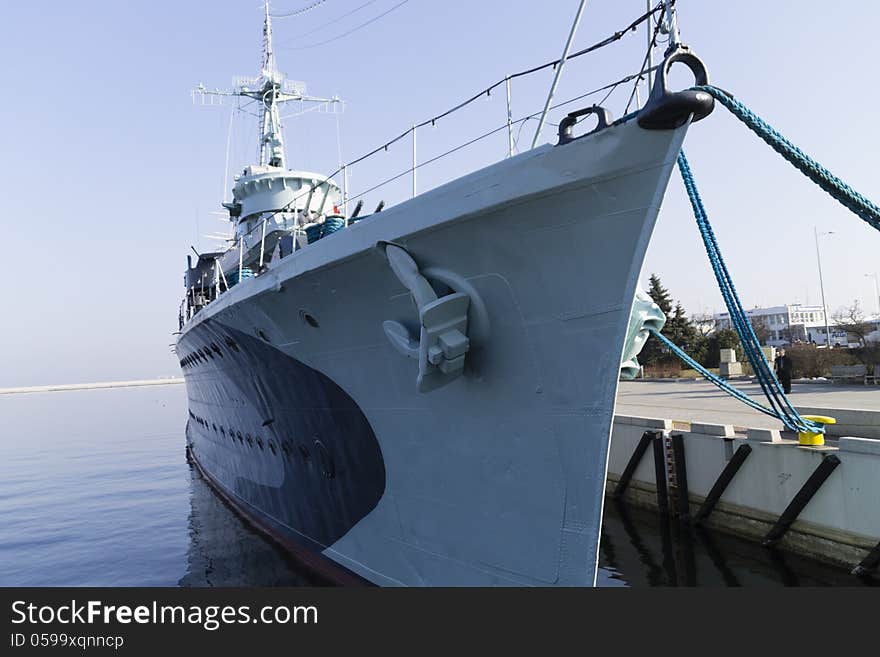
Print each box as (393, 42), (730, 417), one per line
(183, 2), (343, 325)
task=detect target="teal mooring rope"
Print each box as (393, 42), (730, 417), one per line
(694, 85), (880, 233)
(658, 84), (880, 432)
(675, 149), (819, 434)
(648, 328), (790, 421)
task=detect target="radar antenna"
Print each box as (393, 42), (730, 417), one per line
(191, 0), (343, 169)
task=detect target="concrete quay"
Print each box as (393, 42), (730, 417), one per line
(608, 382), (880, 576)
(617, 379), (880, 439)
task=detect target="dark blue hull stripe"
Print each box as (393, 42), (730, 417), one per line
(179, 318), (386, 574)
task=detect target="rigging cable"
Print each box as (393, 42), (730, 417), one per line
(241, 62), (658, 236)
(334, 4), (664, 171)
(623, 0), (670, 114)
(283, 0), (410, 50)
(270, 0), (328, 19)
(278, 0), (379, 43)
(228, 6), (669, 239)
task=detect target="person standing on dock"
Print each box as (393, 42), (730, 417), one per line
(775, 348), (793, 394)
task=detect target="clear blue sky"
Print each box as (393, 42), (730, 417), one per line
(2, 0), (878, 386)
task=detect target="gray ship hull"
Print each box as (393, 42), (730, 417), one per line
(178, 118), (689, 586)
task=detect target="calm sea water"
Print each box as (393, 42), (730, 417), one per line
(0, 385), (868, 587)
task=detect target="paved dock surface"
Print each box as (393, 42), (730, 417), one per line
(616, 379), (879, 430)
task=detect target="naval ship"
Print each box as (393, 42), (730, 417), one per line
(177, 1), (712, 586)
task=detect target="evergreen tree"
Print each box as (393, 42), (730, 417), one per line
(639, 278), (709, 369)
(665, 302), (707, 364)
(647, 274), (673, 318)
(639, 275), (674, 366)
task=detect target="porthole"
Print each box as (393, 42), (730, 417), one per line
(246, 434), (254, 447)
(268, 441), (277, 455)
(255, 437), (264, 450)
(299, 309), (319, 328)
(211, 343), (223, 356)
(256, 329), (271, 343)
(298, 444), (311, 464)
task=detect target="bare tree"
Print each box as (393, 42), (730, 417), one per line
(690, 312), (716, 338)
(750, 318), (772, 345)
(832, 300), (873, 347)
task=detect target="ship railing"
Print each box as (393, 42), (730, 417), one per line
(252, 3), (665, 230)
(186, 2), (672, 316)
(223, 66), (656, 265)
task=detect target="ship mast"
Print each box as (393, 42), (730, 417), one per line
(259, 0), (286, 167)
(192, 0), (342, 172)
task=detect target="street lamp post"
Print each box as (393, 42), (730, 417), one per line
(814, 227), (834, 348)
(866, 272), (880, 316)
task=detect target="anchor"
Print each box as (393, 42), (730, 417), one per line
(382, 243), (471, 393)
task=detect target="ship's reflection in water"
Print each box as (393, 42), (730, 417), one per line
(178, 465), (324, 587)
(599, 500), (876, 587)
(179, 462), (874, 587)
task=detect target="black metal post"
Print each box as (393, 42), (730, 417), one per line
(613, 430), (658, 499)
(652, 433), (669, 516)
(763, 454), (841, 546)
(693, 444), (753, 526)
(671, 433), (690, 523)
(852, 540), (880, 577)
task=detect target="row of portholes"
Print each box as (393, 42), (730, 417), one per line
(182, 311), (319, 369)
(180, 336), (241, 370)
(188, 409), (335, 479)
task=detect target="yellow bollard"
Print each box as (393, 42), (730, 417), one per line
(798, 415), (836, 446)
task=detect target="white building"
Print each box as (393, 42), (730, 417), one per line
(714, 304), (828, 347)
(807, 316), (880, 347)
